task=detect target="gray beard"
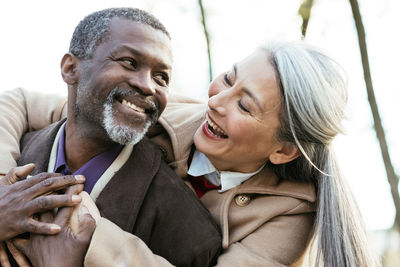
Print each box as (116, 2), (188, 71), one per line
(102, 101), (152, 145)
(102, 88), (157, 145)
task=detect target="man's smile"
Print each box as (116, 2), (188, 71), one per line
(108, 88), (158, 121)
(121, 98), (145, 113)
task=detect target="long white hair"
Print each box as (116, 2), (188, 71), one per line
(264, 41), (380, 267)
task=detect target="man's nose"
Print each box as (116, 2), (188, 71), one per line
(128, 71), (155, 96)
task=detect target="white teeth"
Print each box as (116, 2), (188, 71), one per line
(121, 99), (145, 113)
(206, 114), (227, 136)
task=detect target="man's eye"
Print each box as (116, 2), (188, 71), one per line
(238, 100), (250, 113)
(154, 73), (169, 87)
(121, 58), (137, 69)
(224, 73), (232, 86)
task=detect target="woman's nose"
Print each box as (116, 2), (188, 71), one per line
(208, 93), (227, 116)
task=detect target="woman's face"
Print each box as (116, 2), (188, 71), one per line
(193, 49), (284, 173)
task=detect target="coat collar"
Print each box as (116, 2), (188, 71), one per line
(234, 166), (316, 203)
(201, 169), (316, 249)
(18, 119), (67, 174)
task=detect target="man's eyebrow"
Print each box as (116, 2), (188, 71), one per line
(115, 44), (142, 56)
(115, 44), (172, 70)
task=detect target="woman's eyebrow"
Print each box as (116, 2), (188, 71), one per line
(233, 64), (237, 77)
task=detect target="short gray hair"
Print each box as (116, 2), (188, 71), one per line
(69, 7), (170, 60)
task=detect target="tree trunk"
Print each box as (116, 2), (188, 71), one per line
(349, 0), (400, 230)
(198, 0), (213, 82)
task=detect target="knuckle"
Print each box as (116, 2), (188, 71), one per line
(40, 178), (53, 187)
(25, 220), (38, 233)
(35, 197), (49, 209)
(4, 167), (18, 185)
(8, 167), (17, 175)
(36, 173), (48, 180)
(64, 175), (76, 183)
(29, 173), (49, 184)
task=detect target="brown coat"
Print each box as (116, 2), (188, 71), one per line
(0, 88), (316, 266)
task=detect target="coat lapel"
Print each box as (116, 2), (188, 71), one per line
(18, 119), (66, 174)
(95, 138), (161, 232)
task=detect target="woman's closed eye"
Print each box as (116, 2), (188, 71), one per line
(223, 65), (237, 87)
(238, 99), (250, 114)
(224, 73), (232, 86)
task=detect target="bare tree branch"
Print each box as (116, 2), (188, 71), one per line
(298, 0), (314, 39)
(198, 0), (213, 82)
(349, 0), (400, 230)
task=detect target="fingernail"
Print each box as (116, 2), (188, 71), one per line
(50, 224), (61, 231)
(72, 195), (82, 203)
(75, 175), (85, 182)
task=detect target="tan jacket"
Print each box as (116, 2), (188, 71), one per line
(0, 88), (316, 266)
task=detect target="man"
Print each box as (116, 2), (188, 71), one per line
(2, 7), (220, 267)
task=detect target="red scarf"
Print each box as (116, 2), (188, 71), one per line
(187, 148), (221, 198)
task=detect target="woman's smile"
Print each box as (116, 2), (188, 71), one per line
(202, 113), (228, 140)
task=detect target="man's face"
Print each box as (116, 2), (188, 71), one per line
(74, 18), (172, 145)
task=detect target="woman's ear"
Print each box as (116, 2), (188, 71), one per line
(269, 143), (300, 165)
(60, 53), (79, 85)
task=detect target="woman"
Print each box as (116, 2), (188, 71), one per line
(0, 41), (379, 266)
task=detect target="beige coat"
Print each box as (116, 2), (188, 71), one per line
(0, 88), (316, 266)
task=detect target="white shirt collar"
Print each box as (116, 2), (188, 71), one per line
(187, 149), (265, 192)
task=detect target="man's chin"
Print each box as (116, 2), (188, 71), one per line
(102, 100), (156, 145)
(105, 122), (151, 145)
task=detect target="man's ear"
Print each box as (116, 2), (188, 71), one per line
(269, 143), (300, 165)
(61, 53), (79, 85)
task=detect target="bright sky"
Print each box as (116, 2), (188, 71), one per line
(0, 0), (399, 232)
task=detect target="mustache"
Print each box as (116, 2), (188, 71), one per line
(107, 87), (158, 111)
(106, 87), (159, 123)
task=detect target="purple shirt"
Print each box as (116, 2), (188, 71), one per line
(54, 123), (124, 193)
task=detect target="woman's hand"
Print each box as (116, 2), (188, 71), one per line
(13, 186), (96, 267)
(0, 164), (86, 241)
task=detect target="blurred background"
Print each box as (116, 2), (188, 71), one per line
(0, 0), (399, 265)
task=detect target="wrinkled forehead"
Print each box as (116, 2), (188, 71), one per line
(238, 49), (280, 90)
(97, 18), (173, 66)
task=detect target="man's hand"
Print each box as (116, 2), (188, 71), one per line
(5, 241), (30, 267)
(0, 164), (86, 241)
(13, 185), (96, 267)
